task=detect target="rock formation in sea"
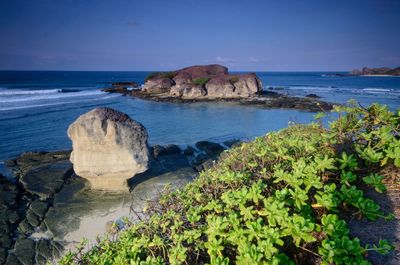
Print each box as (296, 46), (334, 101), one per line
(102, 64), (334, 112)
(349, 66), (400, 76)
(142, 64), (263, 99)
(67, 107), (149, 191)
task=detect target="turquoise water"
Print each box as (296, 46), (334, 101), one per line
(0, 71), (399, 172)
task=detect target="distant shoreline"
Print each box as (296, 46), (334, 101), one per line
(361, 74), (400, 77)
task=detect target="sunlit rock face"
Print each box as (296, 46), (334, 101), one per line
(142, 64), (263, 99)
(67, 107), (149, 191)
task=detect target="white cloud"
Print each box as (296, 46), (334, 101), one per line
(249, 57), (260, 63)
(216, 56), (235, 63)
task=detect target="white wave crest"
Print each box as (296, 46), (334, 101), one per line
(0, 88), (63, 96)
(0, 90), (104, 103)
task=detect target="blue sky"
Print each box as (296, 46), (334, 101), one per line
(0, 0), (399, 71)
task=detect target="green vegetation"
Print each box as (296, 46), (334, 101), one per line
(61, 103), (399, 265)
(193, 77), (211, 87)
(145, 71), (178, 82)
(229, 76), (239, 84)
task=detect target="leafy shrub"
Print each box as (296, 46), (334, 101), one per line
(193, 77), (210, 87)
(145, 71), (177, 82)
(61, 103), (399, 265)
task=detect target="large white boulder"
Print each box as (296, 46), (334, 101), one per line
(67, 108), (149, 191)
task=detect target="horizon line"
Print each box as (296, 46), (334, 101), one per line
(0, 69), (351, 73)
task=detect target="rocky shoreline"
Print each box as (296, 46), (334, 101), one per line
(128, 90), (333, 112)
(0, 139), (240, 265)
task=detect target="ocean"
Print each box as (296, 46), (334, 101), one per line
(0, 71), (399, 174)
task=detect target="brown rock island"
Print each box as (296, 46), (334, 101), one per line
(102, 64), (333, 112)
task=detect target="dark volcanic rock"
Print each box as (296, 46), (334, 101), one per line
(26, 209), (40, 227)
(192, 154), (213, 171)
(6, 150), (71, 177)
(8, 210), (20, 225)
(29, 200), (49, 219)
(102, 81), (139, 93)
(0, 234), (12, 249)
(163, 144), (181, 155)
(35, 239), (52, 261)
(111, 81), (138, 87)
(0, 247), (6, 264)
(4, 253), (20, 265)
(14, 237), (35, 265)
(195, 141), (225, 157)
(0, 175), (18, 208)
(19, 161), (72, 200)
(183, 146), (195, 156)
(306, 93), (320, 98)
(152, 144), (181, 158)
(152, 145), (166, 159)
(101, 87), (128, 93)
(17, 219), (33, 236)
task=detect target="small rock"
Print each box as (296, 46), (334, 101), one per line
(0, 224), (11, 235)
(38, 221), (48, 232)
(111, 81), (138, 88)
(183, 146), (195, 156)
(26, 210), (40, 227)
(29, 201), (48, 219)
(36, 239), (52, 260)
(35, 254), (46, 265)
(306, 93), (320, 98)
(0, 247), (6, 264)
(0, 234), (13, 249)
(0, 209), (10, 225)
(17, 219), (33, 235)
(14, 237), (35, 265)
(195, 141), (225, 157)
(153, 144), (181, 158)
(192, 153), (209, 167)
(0, 189), (18, 208)
(163, 144), (181, 155)
(152, 145), (166, 158)
(50, 241), (63, 258)
(17, 196), (30, 214)
(4, 253), (20, 265)
(8, 210), (20, 224)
